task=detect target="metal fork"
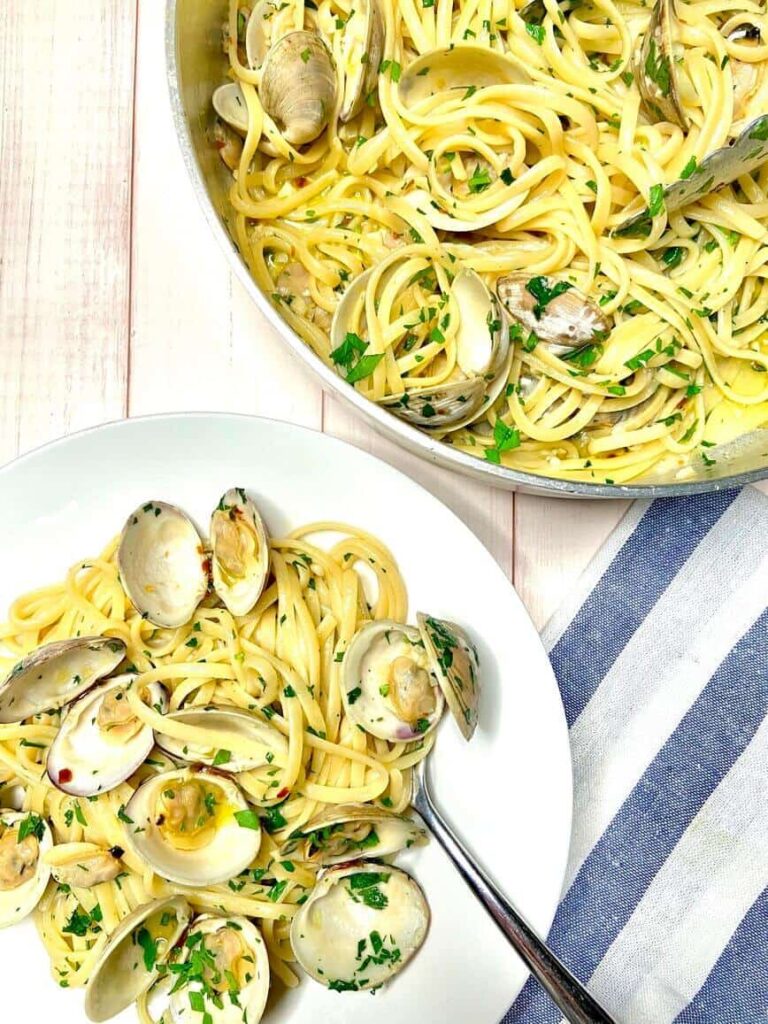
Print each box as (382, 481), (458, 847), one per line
(411, 757), (617, 1024)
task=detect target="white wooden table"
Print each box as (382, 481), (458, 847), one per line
(0, 1), (630, 630)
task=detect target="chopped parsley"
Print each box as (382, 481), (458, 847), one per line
(526, 276), (573, 319)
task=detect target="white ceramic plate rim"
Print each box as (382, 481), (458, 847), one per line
(0, 412), (572, 1024)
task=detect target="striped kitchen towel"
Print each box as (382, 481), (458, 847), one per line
(505, 486), (768, 1024)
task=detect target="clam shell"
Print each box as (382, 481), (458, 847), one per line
(212, 82), (249, 134)
(167, 915), (270, 1024)
(0, 810), (52, 928)
(726, 22), (764, 123)
(417, 613), (480, 740)
(154, 705), (287, 772)
(84, 895), (191, 1022)
(0, 636), (126, 725)
(46, 675), (167, 797)
(123, 768), (261, 887)
(118, 500), (208, 629)
(635, 0), (688, 128)
(342, 620), (445, 741)
(44, 842), (123, 889)
(290, 861), (430, 990)
(340, 0), (385, 121)
(333, 268), (510, 431)
(245, 0), (293, 69)
(379, 378), (488, 430)
(210, 488), (270, 617)
(398, 45), (529, 109)
(259, 32), (337, 146)
(280, 803), (428, 865)
(496, 274), (609, 351)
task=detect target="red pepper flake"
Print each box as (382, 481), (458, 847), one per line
(58, 768), (73, 784)
(296, 176), (309, 187)
(276, 787), (289, 800)
(201, 558), (212, 574)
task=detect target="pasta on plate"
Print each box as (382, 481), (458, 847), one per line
(211, 0), (768, 484)
(0, 490), (479, 1022)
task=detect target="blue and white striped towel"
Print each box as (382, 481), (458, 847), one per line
(505, 487), (768, 1024)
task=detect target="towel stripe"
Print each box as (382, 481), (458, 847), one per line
(673, 887), (768, 1024)
(580, 714), (768, 1022)
(550, 489), (739, 728)
(564, 514), (768, 887)
(505, 602), (768, 1024)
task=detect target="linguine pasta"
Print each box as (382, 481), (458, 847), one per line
(0, 521), (431, 1008)
(213, 0), (768, 484)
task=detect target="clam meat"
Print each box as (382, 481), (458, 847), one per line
(124, 768), (261, 886)
(167, 914), (270, 1024)
(342, 620), (445, 741)
(0, 810), (52, 928)
(46, 675), (167, 797)
(210, 489), (270, 617)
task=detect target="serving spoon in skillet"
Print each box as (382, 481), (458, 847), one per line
(412, 756), (617, 1024)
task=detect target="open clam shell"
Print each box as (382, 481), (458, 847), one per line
(84, 895), (191, 1022)
(167, 914), (270, 1024)
(210, 489), (270, 617)
(118, 500), (209, 629)
(44, 842), (124, 890)
(342, 620), (445, 741)
(496, 274), (609, 354)
(614, 114), (768, 238)
(398, 45), (529, 109)
(46, 675), (167, 797)
(334, 268), (509, 431)
(154, 705), (287, 772)
(259, 32), (337, 146)
(0, 636), (126, 725)
(280, 803), (428, 866)
(0, 810), (53, 929)
(635, 0), (688, 128)
(245, 0), (294, 69)
(379, 378), (488, 429)
(340, 0), (385, 121)
(417, 613), (480, 741)
(123, 768), (261, 886)
(290, 861), (430, 991)
(726, 22), (765, 124)
(212, 82), (249, 134)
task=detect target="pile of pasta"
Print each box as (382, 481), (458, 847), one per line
(0, 522), (430, 1007)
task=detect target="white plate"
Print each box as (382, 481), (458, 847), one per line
(0, 414), (572, 1024)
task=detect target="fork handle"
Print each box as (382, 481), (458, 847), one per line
(413, 784), (617, 1024)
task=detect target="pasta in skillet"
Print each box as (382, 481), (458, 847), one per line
(212, 0), (768, 484)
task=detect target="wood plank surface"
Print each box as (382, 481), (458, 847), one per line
(0, 1), (136, 463)
(0, 0), (629, 632)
